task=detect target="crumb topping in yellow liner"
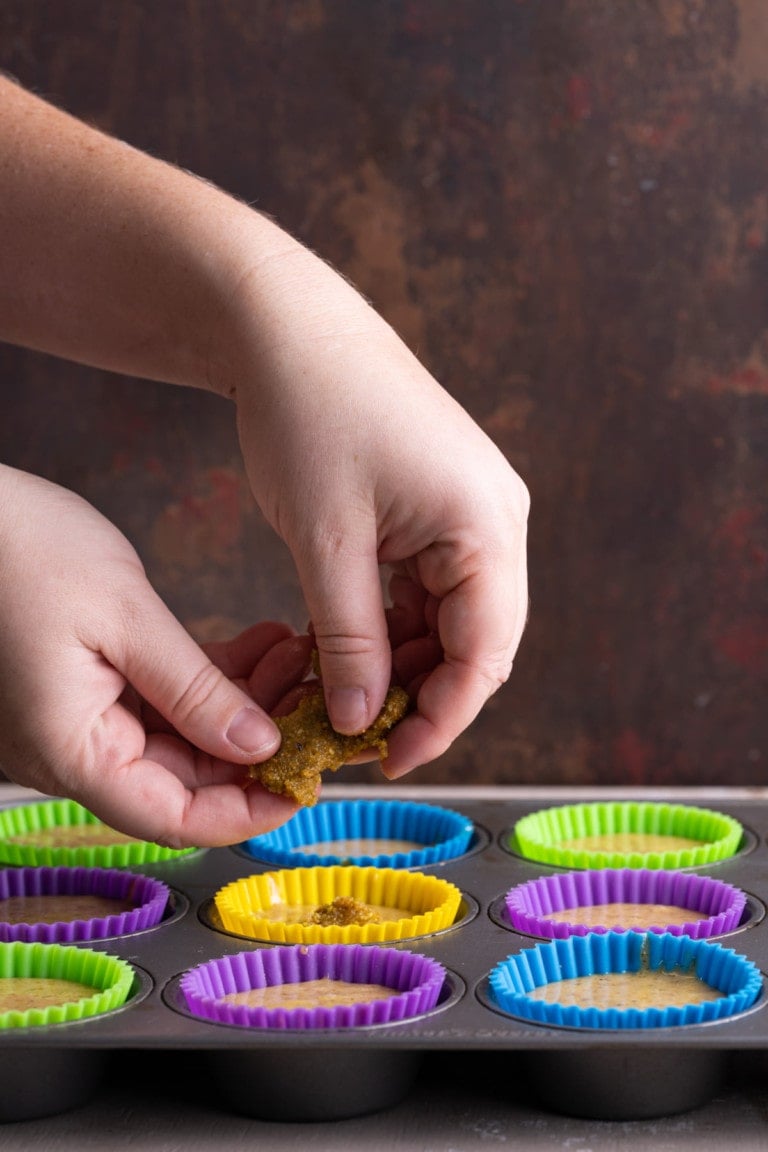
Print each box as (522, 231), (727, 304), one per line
(214, 865), (462, 944)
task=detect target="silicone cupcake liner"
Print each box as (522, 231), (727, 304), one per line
(213, 864), (463, 943)
(240, 798), (475, 868)
(0, 798), (197, 867)
(488, 930), (763, 1029)
(505, 868), (748, 940)
(511, 801), (743, 869)
(0, 939), (135, 1030)
(179, 942), (447, 1029)
(0, 866), (171, 943)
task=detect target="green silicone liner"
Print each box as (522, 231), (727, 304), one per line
(0, 798), (197, 867)
(511, 801), (744, 870)
(0, 939), (135, 1030)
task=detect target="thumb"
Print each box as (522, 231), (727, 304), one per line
(107, 591), (281, 762)
(295, 534), (392, 735)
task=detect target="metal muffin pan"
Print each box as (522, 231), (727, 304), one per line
(1, 787), (767, 1123)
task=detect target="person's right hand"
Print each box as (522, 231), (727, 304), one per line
(218, 239), (530, 780)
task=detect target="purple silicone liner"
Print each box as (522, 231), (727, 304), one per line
(180, 942), (447, 1030)
(505, 869), (747, 940)
(0, 866), (171, 943)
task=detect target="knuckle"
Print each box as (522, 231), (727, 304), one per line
(169, 662), (224, 726)
(480, 662), (510, 699)
(312, 631), (380, 659)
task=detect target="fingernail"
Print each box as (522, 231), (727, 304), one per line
(327, 687), (368, 734)
(226, 707), (279, 755)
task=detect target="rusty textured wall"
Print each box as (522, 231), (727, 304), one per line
(1, 0), (767, 788)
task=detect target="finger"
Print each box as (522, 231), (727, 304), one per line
(139, 625), (309, 734)
(103, 589), (282, 764)
(76, 729), (299, 848)
(391, 632), (443, 693)
(383, 542), (528, 777)
(202, 621), (297, 679)
(387, 571), (439, 637)
(292, 521), (392, 736)
(246, 633), (315, 712)
(271, 679), (321, 717)
(381, 659), (485, 779)
(387, 571), (428, 615)
(385, 574), (431, 649)
(385, 603), (429, 650)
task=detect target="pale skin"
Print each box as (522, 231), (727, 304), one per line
(0, 76), (530, 848)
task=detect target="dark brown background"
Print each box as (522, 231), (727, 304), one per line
(1, 0), (767, 789)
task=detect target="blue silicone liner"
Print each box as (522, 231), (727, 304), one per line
(488, 930), (763, 1029)
(239, 799), (475, 868)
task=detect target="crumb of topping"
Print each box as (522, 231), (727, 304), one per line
(308, 896), (381, 927)
(249, 682), (410, 807)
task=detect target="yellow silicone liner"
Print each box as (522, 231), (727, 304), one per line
(511, 801), (744, 870)
(0, 939), (135, 1030)
(0, 798), (197, 868)
(213, 864), (463, 944)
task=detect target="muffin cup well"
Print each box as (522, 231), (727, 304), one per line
(213, 864), (462, 943)
(201, 1046), (425, 1123)
(488, 930), (763, 1029)
(180, 942), (447, 1029)
(504, 868), (747, 939)
(0, 798), (197, 867)
(240, 798), (475, 868)
(511, 801), (743, 869)
(0, 939), (135, 1029)
(0, 865), (171, 943)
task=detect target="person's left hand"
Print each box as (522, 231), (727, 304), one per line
(0, 466), (317, 848)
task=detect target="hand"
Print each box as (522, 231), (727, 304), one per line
(0, 465), (314, 847)
(0, 77), (530, 792)
(221, 243), (530, 778)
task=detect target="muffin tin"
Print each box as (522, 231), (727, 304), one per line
(1, 785), (768, 1124)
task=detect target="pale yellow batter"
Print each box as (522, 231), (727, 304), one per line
(528, 968), (720, 1010)
(0, 893), (135, 924)
(0, 976), (97, 1012)
(8, 825), (140, 848)
(221, 977), (398, 1010)
(543, 902), (708, 929)
(290, 838), (423, 857)
(560, 833), (706, 854)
